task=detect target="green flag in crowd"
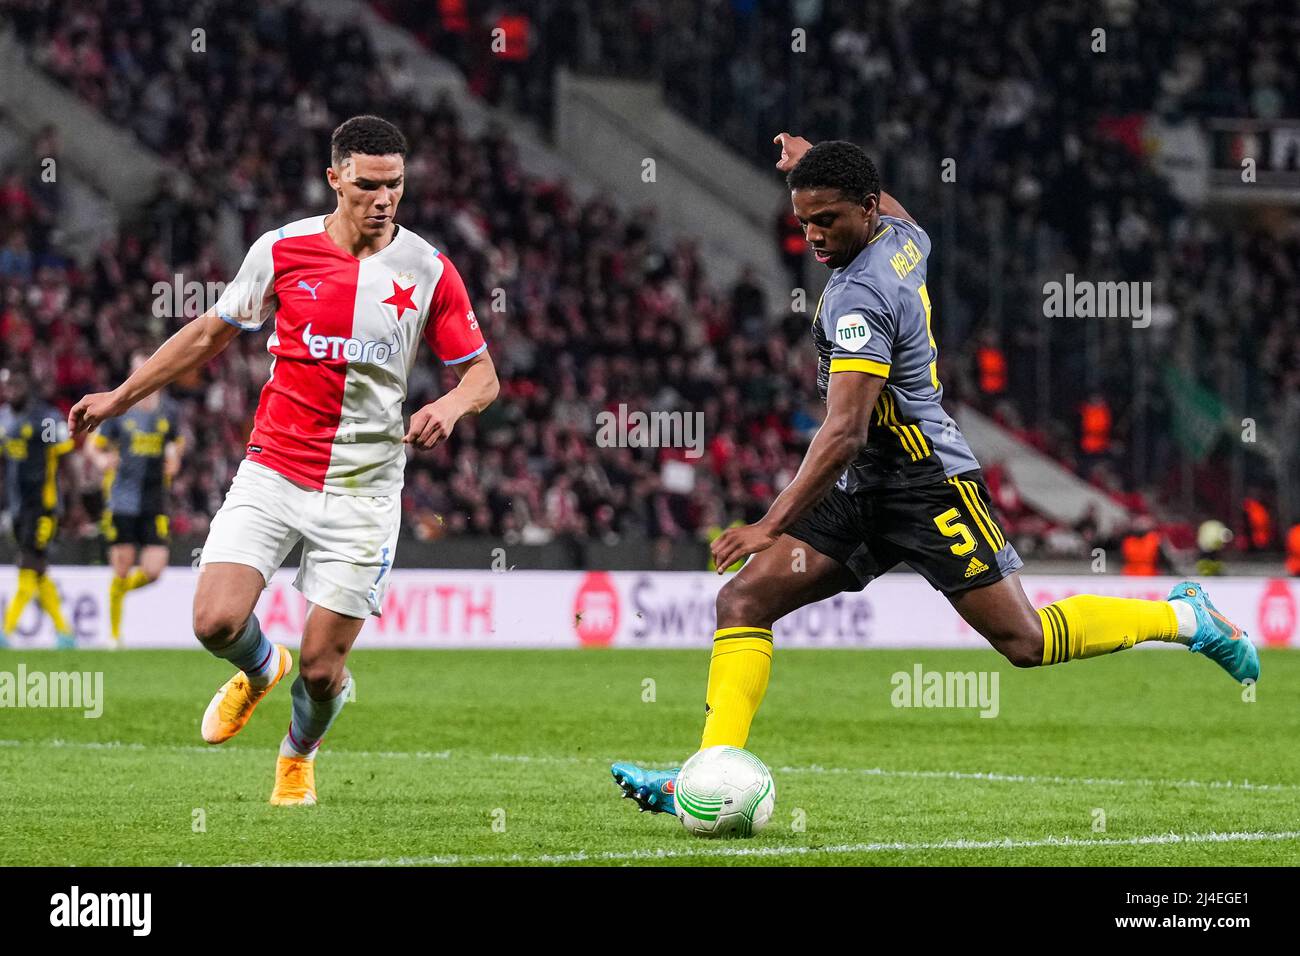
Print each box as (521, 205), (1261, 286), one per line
(1163, 366), (1227, 461)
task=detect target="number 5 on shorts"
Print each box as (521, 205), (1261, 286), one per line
(933, 507), (975, 556)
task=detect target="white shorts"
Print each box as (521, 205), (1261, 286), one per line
(200, 459), (400, 619)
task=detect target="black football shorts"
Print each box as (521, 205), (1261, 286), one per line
(14, 509), (58, 556)
(103, 511), (171, 547)
(786, 469), (1023, 597)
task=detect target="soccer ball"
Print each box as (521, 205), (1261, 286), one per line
(675, 745), (776, 838)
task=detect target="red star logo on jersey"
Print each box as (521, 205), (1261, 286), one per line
(382, 280), (418, 320)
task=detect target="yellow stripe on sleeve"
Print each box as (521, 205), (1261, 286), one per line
(829, 357), (891, 377)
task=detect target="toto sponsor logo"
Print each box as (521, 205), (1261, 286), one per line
(1257, 579), (1296, 647)
(573, 571), (619, 646)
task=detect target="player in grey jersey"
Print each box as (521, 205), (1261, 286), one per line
(611, 134), (1257, 817)
(86, 351), (185, 645)
(808, 194), (979, 492)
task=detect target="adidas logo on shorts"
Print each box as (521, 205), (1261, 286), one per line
(964, 556), (989, 579)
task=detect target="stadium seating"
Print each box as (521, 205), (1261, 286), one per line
(1, 0), (1293, 565)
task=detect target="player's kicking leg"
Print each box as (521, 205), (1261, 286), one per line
(612, 535), (853, 814)
(195, 562), (292, 744)
(269, 603), (363, 806)
(951, 573), (1259, 683)
(195, 461), (309, 744)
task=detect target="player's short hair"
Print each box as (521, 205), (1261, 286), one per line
(786, 141), (881, 208)
(330, 115), (408, 167)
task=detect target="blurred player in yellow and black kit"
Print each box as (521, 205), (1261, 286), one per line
(87, 352), (184, 646)
(0, 368), (77, 649)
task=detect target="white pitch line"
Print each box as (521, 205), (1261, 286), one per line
(0, 738), (457, 760)
(2, 737), (1297, 793)
(232, 829), (1300, 867)
(772, 764), (1300, 793)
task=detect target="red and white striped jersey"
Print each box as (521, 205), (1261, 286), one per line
(213, 215), (486, 495)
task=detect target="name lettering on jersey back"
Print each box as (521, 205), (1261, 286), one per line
(889, 239), (923, 279)
(302, 323), (401, 365)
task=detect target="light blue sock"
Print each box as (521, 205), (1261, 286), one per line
(281, 674), (352, 760)
(210, 614), (278, 686)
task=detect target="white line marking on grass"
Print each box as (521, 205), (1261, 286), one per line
(0, 738), (456, 760)
(772, 764), (1300, 793)
(3, 738), (1297, 793)
(233, 829), (1300, 867)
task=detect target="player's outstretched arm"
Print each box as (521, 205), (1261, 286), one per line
(403, 350), (500, 449)
(711, 370), (886, 571)
(68, 310), (241, 435)
(754, 370), (885, 534)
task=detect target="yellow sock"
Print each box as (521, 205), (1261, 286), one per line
(700, 627), (773, 749)
(4, 568), (40, 633)
(1038, 595), (1179, 665)
(109, 575), (128, 640)
(125, 568), (152, 591)
(36, 574), (71, 634)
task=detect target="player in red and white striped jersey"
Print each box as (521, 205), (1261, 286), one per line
(70, 116), (499, 805)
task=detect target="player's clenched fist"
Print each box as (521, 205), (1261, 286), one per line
(403, 394), (463, 448)
(773, 132), (813, 172)
(68, 390), (126, 436)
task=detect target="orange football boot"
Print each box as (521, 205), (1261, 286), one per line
(200, 645), (292, 744)
(270, 753), (317, 806)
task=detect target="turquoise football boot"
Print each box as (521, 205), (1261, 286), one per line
(55, 631), (76, 650)
(611, 762), (679, 815)
(1167, 581), (1259, 683)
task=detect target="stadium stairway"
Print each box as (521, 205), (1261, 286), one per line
(0, 27), (244, 264)
(0, 115), (119, 265)
(0, 30), (123, 262)
(954, 402), (1132, 537)
(552, 69), (795, 306)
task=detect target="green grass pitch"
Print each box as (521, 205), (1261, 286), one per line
(1, 647), (1297, 866)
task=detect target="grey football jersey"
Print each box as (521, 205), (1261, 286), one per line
(2, 403), (73, 514)
(812, 215), (980, 491)
(96, 399), (180, 515)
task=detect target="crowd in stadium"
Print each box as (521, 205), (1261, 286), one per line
(1, 0), (1297, 566)
(2, 0), (827, 556)
(375, 0), (1300, 558)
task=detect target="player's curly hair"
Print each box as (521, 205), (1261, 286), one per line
(330, 115), (408, 166)
(786, 140), (881, 207)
